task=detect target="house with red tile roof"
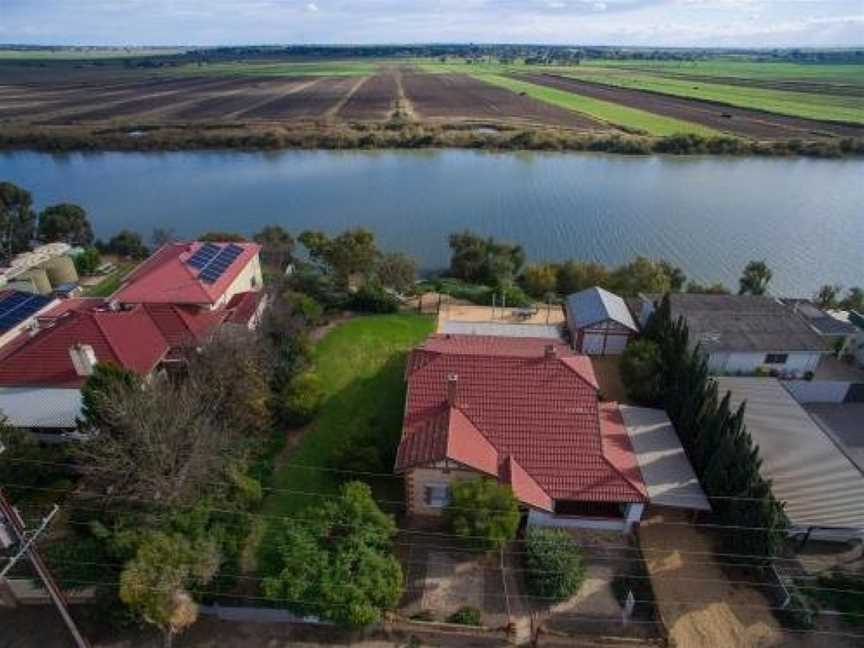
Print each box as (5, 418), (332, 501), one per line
(0, 241), (267, 435)
(395, 334), (648, 532)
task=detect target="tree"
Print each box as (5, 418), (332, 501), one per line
(119, 531), (219, 648)
(521, 263), (558, 298)
(104, 229), (149, 259)
(151, 227), (176, 249)
(610, 257), (672, 296)
(685, 281), (730, 295)
(620, 339), (662, 406)
(0, 181), (37, 259)
(73, 247), (102, 276)
(658, 260), (687, 292)
(738, 260), (772, 296)
(299, 228), (379, 288)
(253, 225), (294, 272)
(813, 284), (840, 310)
(80, 362), (142, 431)
(37, 203), (94, 247)
(447, 230), (524, 286)
(278, 371), (325, 426)
(262, 482), (402, 627)
(445, 479), (520, 552)
(376, 252), (417, 294)
(840, 287), (864, 313)
(524, 527), (585, 601)
(555, 260), (610, 295)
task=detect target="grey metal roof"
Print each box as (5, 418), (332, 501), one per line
(780, 300), (859, 337)
(620, 406), (711, 511)
(653, 294), (827, 354)
(439, 320), (564, 339)
(565, 287), (638, 332)
(717, 377), (864, 531)
(0, 387), (82, 428)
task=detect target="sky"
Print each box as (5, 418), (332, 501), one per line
(1, 0), (862, 48)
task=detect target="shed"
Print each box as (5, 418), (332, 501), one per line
(717, 377), (864, 540)
(620, 406), (711, 512)
(565, 287), (638, 355)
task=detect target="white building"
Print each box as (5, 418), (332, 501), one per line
(639, 294), (828, 377)
(565, 287), (638, 355)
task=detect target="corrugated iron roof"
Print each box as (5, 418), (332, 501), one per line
(440, 320), (563, 339)
(0, 387), (82, 428)
(717, 377), (864, 531)
(566, 287), (638, 331)
(620, 405), (711, 512)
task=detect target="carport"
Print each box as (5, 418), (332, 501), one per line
(619, 405), (711, 514)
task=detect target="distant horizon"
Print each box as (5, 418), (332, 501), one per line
(2, 43), (863, 51)
(3, 0), (863, 49)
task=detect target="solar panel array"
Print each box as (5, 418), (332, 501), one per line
(198, 243), (245, 284)
(0, 292), (52, 333)
(186, 243), (221, 269)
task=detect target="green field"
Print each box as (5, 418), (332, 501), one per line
(171, 60), (380, 77)
(552, 64), (864, 125)
(464, 69), (717, 136)
(585, 59), (864, 85)
(0, 48), (186, 60)
(262, 313), (434, 519)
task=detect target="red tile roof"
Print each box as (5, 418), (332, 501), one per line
(396, 335), (646, 505)
(112, 241), (261, 306)
(0, 305), (169, 388)
(225, 291), (264, 326)
(143, 303), (228, 348)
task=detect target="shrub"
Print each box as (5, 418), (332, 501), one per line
(476, 284), (534, 308)
(279, 371), (325, 426)
(445, 479), (520, 552)
(524, 527), (585, 601)
(349, 284), (400, 313)
(447, 606), (482, 626)
(620, 339), (662, 406)
(73, 247), (102, 276)
(410, 610), (436, 622)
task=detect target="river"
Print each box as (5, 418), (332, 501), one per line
(1, 149), (861, 295)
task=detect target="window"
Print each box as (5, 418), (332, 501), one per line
(424, 483), (449, 508)
(554, 500), (622, 519)
(764, 353), (789, 365)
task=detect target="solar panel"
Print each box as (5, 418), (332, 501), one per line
(197, 244), (245, 284)
(0, 292), (52, 333)
(186, 243), (222, 269)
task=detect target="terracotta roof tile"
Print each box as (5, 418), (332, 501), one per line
(398, 335), (646, 505)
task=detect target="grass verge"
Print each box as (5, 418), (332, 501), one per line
(82, 260), (136, 297)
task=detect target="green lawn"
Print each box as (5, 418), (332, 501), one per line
(82, 261), (137, 298)
(170, 60), (379, 77)
(262, 313), (435, 519)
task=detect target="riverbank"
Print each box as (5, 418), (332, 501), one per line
(2, 122), (863, 158)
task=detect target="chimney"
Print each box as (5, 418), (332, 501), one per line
(69, 343), (97, 377)
(447, 373), (459, 407)
(545, 344), (558, 359)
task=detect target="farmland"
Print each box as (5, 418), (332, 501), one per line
(0, 51), (862, 155)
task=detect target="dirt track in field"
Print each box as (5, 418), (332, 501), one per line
(402, 72), (603, 129)
(519, 73), (864, 139)
(338, 72), (398, 120)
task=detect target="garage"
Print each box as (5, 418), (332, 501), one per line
(565, 287), (638, 355)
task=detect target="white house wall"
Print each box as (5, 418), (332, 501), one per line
(708, 351), (823, 375)
(215, 254), (264, 309)
(527, 503), (644, 533)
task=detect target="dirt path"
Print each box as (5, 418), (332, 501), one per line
(639, 511), (857, 648)
(325, 75), (370, 118)
(392, 67), (417, 121)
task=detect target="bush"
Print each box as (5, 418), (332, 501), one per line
(476, 284), (534, 308)
(73, 247), (102, 276)
(279, 371), (325, 426)
(410, 610), (436, 622)
(445, 479), (520, 552)
(524, 527), (586, 602)
(447, 606), (482, 626)
(349, 284), (400, 313)
(620, 339), (662, 406)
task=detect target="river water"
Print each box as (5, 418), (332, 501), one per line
(1, 149), (861, 295)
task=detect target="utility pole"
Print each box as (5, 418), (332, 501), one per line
(0, 445), (90, 648)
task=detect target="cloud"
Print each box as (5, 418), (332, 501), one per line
(2, 0), (862, 46)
